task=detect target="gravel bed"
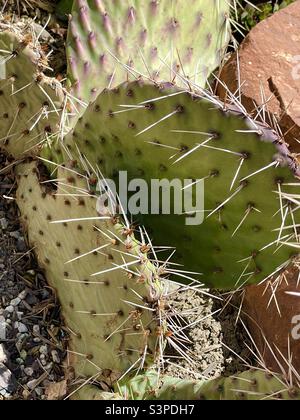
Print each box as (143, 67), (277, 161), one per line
(0, 153), (68, 400)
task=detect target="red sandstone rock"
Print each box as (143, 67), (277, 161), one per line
(218, 1), (300, 151)
(243, 264), (300, 377)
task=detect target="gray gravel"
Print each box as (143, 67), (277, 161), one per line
(0, 153), (68, 400)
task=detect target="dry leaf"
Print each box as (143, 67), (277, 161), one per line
(45, 380), (67, 400)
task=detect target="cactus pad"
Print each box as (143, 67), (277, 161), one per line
(16, 161), (170, 381)
(63, 81), (300, 288)
(117, 369), (300, 400)
(67, 0), (231, 104)
(0, 24), (65, 158)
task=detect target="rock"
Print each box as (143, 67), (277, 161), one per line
(40, 355), (47, 366)
(27, 379), (37, 391)
(14, 322), (28, 334)
(45, 362), (53, 371)
(24, 367), (34, 377)
(20, 350), (27, 361)
(0, 363), (16, 398)
(0, 218), (8, 230)
(9, 231), (21, 240)
(16, 311), (24, 320)
(16, 238), (27, 252)
(35, 387), (43, 397)
(10, 297), (21, 307)
(18, 290), (27, 300)
(243, 264), (300, 377)
(217, 1), (300, 151)
(0, 316), (6, 340)
(39, 345), (48, 355)
(32, 23), (54, 42)
(32, 325), (40, 336)
(51, 350), (60, 364)
(15, 334), (28, 353)
(26, 294), (38, 305)
(5, 306), (14, 314)
(0, 344), (7, 364)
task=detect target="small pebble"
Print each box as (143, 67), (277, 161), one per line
(10, 297), (21, 307)
(33, 325), (40, 336)
(16, 311), (24, 320)
(0, 363), (16, 397)
(0, 218), (8, 230)
(5, 305), (14, 314)
(0, 316), (6, 340)
(35, 387), (43, 396)
(24, 367), (34, 377)
(26, 294), (38, 305)
(44, 362), (53, 371)
(20, 350), (27, 360)
(9, 231), (21, 240)
(27, 379), (37, 390)
(0, 344), (7, 363)
(51, 350), (60, 364)
(18, 290), (27, 300)
(16, 238), (27, 252)
(15, 322), (28, 334)
(40, 356), (47, 367)
(39, 345), (48, 355)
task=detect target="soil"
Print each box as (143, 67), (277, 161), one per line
(165, 289), (255, 381)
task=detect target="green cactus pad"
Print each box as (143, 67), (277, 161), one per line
(0, 25), (65, 158)
(73, 386), (123, 400)
(56, 0), (74, 20)
(117, 369), (300, 400)
(16, 161), (169, 381)
(67, 0), (231, 104)
(63, 81), (300, 289)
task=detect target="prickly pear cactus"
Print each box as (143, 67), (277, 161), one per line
(0, 23), (65, 158)
(63, 81), (300, 289)
(116, 369), (300, 400)
(16, 161), (170, 384)
(67, 0), (232, 104)
(74, 387), (123, 400)
(56, 0), (74, 20)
